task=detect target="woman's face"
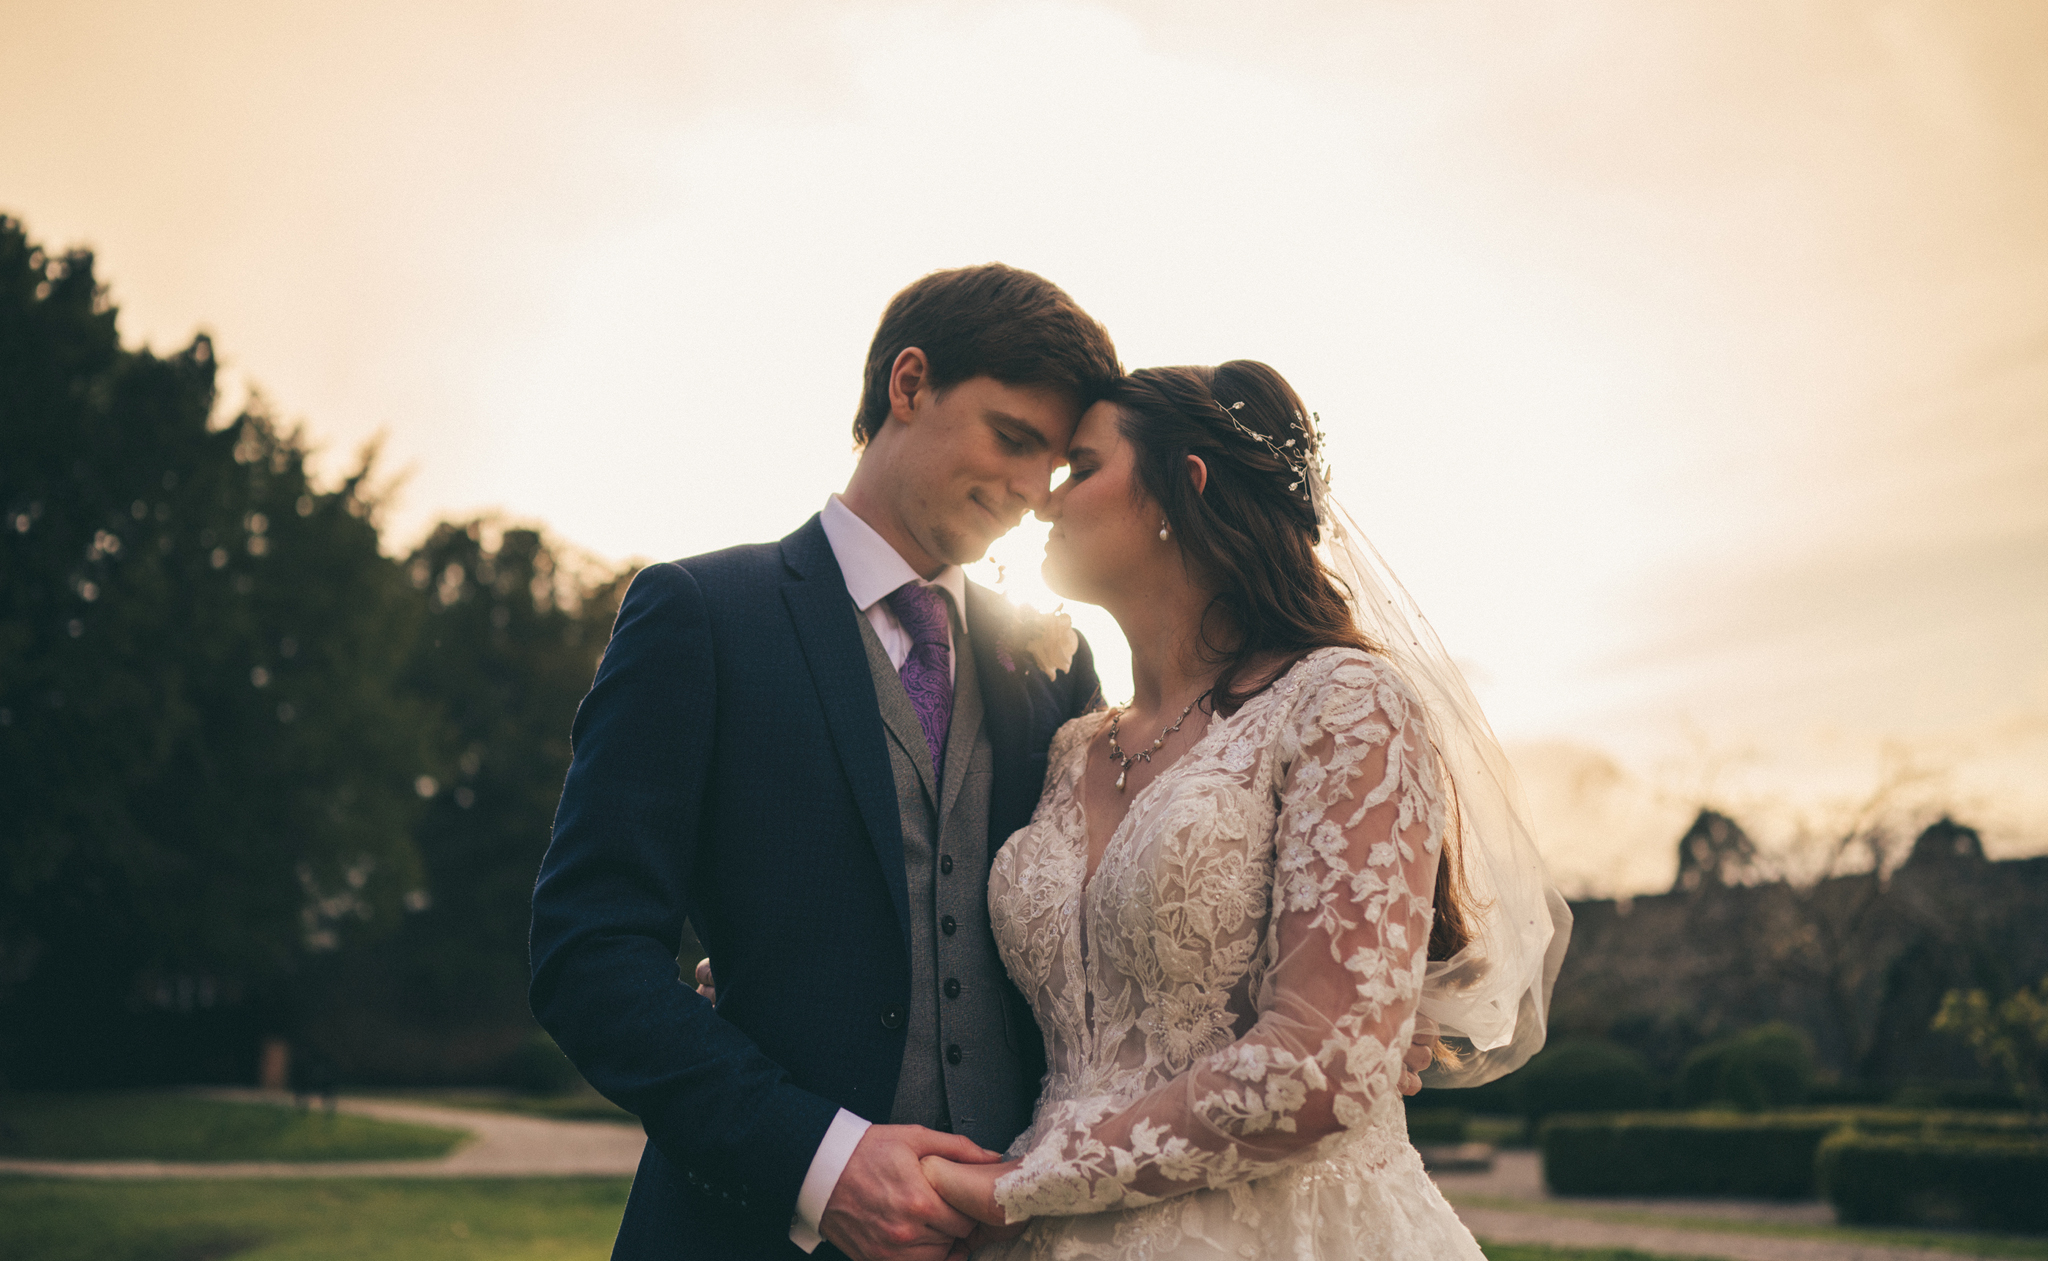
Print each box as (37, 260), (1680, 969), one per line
(1040, 401), (1166, 607)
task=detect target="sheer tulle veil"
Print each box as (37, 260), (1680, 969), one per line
(1306, 464), (1572, 1087)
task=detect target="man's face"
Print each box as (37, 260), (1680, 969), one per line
(894, 375), (1081, 567)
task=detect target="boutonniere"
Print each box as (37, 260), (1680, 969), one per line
(997, 604), (1079, 679)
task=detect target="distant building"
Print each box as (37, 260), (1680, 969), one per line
(1554, 814), (2048, 1086)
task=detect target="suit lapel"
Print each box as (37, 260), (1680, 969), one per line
(781, 518), (911, 955)
(966, 583), (1030, 857)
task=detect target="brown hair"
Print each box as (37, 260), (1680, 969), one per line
(852, 264), (1122, 447)
(1111, 360), (1473, 961)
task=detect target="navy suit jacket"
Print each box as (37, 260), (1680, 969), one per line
(531, 515), (1100, 1260)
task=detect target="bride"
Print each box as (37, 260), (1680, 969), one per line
(922, 360), (1570, 1259)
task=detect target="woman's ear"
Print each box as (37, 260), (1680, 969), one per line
(887, 347), (930, 425)
(1186, 453), (1209, 496)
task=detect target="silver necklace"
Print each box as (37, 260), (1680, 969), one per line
(1106, 693), (1206, 792)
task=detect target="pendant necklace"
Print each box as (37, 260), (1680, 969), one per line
(1106, 692), (1207, 792)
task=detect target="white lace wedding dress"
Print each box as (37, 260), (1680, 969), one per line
(983, 647), (1484, 1260)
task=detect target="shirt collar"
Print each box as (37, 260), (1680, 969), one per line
(820, 495), (967, 623)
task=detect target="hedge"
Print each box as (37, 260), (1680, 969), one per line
(1819, 1130), (2048, 1231)
(1541, 1111), (1853, 1198)
(1542, 1109), (2048, 1202)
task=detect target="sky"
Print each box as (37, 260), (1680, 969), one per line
(4, 0), (2043, 894)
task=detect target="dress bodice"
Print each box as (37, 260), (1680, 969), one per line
(987, 647), (1451, 1223)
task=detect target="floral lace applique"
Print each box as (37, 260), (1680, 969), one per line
(987, 648), (1445, 1219)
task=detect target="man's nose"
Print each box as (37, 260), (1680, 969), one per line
(1013, 461), (1056, 513)
(1033, 478), (1069, 524)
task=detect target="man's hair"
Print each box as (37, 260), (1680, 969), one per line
(853, 264), (1121, 447)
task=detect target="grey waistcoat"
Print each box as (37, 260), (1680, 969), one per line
(856, 606), (1034, 1149)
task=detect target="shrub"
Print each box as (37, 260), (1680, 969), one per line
(1541, 1111), (1850, 1198)
(1518, 1040), (1658, 1125)
(505, 1030), (584, 1095)
(1677, 1023), (1815, 1110)
(1403, 1106), (1467, 1145)
(1820, 1130), (2048, 1231)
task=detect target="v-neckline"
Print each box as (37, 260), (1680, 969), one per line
(1073, 703), (1228, 897)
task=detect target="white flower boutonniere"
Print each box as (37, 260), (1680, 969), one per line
(1002, 605), (1079, 678)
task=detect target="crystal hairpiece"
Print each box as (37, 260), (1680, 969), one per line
(1215, 400), (1329, 502)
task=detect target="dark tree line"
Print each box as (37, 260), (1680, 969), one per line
(0, 216), (628, 1086)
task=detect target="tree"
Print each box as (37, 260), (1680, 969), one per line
(1933, 976), (2048, 1112)
(301, 520), (627, 1080)
(0, 217), (437, 1083)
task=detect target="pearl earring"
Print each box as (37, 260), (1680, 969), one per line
(1158, 522), (1170, 542)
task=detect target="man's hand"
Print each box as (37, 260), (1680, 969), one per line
(922, 1156), (1024, 1261)
(1400, 1014), (1440, 1096)
(820, 1126), (999, 1261)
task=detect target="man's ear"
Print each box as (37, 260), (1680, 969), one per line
(1186, 453), (1209, 496)
(888, 347), (931, 425)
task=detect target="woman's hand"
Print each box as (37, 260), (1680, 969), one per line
(1399, 1014), (1440, 1095)
(919, 1155), (1020, 1227)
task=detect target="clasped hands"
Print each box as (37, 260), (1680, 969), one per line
(816, 1124), (1018, 1261)
(819, 1027), (1437, 1261)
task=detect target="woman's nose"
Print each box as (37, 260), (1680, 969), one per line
(1034, 479), (1069, 523)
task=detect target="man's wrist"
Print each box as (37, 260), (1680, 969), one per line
(789, 1108), (872, 1252)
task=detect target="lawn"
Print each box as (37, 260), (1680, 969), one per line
(0, 1177), (631, 1261)
(1480, 1249), (1690, 1261)
(0, 1093), (467, 1162)
(0, 1178), (1705, 1261)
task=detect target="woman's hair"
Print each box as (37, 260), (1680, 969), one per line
(1110, 359), (1474, 961)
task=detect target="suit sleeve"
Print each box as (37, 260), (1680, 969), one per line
(530, 562), (837, 1225)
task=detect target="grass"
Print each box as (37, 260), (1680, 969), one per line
(1480, 1247), (1699, 1261)
(0, 1178), (1702, 1261)
(0, 1093), (467, 1162)
(0, 1177), (631, 1261)
(1449, 1194), (2048, 1259)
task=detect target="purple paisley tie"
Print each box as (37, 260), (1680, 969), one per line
(885, 581), (953, 784)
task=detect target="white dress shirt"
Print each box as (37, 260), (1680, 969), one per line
(789, 495), (966, 1252)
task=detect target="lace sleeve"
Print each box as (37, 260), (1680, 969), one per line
(994, 655), (1445, 1219)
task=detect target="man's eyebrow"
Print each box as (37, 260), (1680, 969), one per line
(983, 409), (1051, 452)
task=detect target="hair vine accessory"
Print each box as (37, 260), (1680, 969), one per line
(1214, 400), (1330, 503)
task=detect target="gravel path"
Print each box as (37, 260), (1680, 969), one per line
(1453, 1205), (1990, 1261)
(0, 1089), (645, 1179)
(1434, 1151), (2013, 1261)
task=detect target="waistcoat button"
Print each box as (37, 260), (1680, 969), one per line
(946, 1044), (963, 1065)
(944, 977), (961, 999)
(941, 915), (956, 935)
(940, 854), (953, 874)
(880, 1004), (905, 1030)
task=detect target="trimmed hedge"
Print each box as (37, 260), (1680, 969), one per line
(1541, 1111), (1851, 1198)
(1542, 1108), (2048, 1202)
(1819, 1130), (2048, 1231)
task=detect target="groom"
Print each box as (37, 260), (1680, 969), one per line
(530, 264), (1120, 1261)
